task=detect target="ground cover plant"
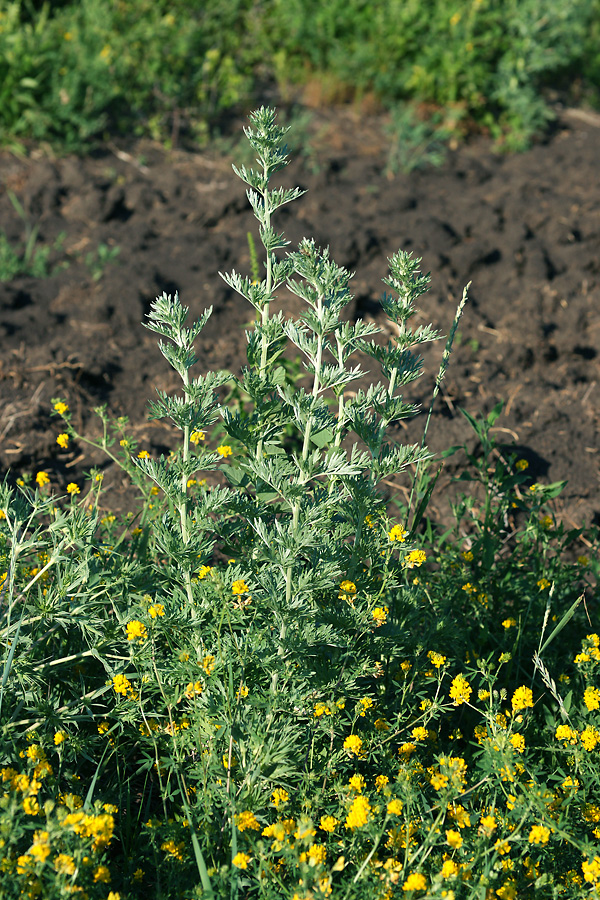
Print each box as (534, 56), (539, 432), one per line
(0, 0), (599, 152)
(1, 107), (599, 900)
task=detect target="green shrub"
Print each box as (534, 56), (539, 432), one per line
(0, 108), (598, 899)
(0, 0), (599, 151)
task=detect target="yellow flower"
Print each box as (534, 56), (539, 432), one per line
(348, 774), (365, 793)
(528, 825), (550, 844)
(582, 857), (600, 884)
(510, 733), (525, 753)
(126, 620), (147, 642)
(23, 796), (39, 815)
(562, 776), (579, 791)
(202, 654), (216, 674)
(412, 726), (428, 741)
(185, 681), (203, 699)
(161, 839), (184, 860)
(56, 433), (69, 449)
(232, 579), (249, 595)
(449, 674), (472, 706)
(555, 724), (579, 745)
(54, 854), (76, 875)
(236, 684), (249, 699)
(388, 524), (408, 542)
(66, 483), (80, 495)
(398, 742), (416, 759)
(307, 843), (326, 866)
(190, 430), (205, 443)
(271, 788), (289, 807)
(339, 580), (357, 603)
(404, 549), (426, 568)
(387, 798), (403, 815)
(197, 565), (213, 579)
(314, 702), (331, 717)
(580, 726), (600, 751)
(319, 815), (338, 833)
(372, 605), (388, 626)
(35, 471), (50, 487)
(148, 603), (165, 618)
(375, 774), (389, 792)
(217, 445), (233, 458)
(232, 852), (250, 869)
(430, 772), (448, 791)
(511, 686), (533, 713)
(236, 811), (260, 832)
(446, 829), (462, 849)
(54, 401), (69, 415)
(583, 686), (600, 711)
(345, 796), (371, 830)
(112, 674), (132, 696)
(537, 577), (551, 591)
(479, 814), (497, 834)
(343, 735), (364, 757)
(428, 651), (446, 668)
(448, 804), (471, 828)
(515, 459), (529, 471)
(137, 450), (150, 459)
(502, 617), (517, 629)
(402, 872), (427, 891)
(93, 865), (111, 883)
(54, 731), (66, 746)
(441, 859), (459, 878)
(358, 697), (374, 716)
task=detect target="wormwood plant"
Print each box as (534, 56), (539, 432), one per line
(1, 107), (599, 900)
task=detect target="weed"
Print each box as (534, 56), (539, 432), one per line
(385, 104), (452, 176)
(84, 242), (120, 281)
(0, 108), (598, 900)
(0, 191), (67, 280)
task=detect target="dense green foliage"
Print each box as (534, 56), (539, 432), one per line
(0, 108), (599, 899)
(0, 0), (598, 152)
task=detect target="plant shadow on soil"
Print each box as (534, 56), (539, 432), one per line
(0, 104), (598, 537)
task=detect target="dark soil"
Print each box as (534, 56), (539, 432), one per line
(1, 105), (599, 534)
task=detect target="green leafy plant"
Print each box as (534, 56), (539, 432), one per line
(385, 104), (453, 176)
(0, 189), (67, 280)
(1, 0), (599, 151)
(0, 107), (598, 900)
(84, 242), (120, 281)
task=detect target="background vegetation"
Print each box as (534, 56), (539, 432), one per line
(0, 0), (599, 153)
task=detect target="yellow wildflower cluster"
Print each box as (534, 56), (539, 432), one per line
(61, 810), (115, 851)
(236, 810), (260, 832)
(126, 620), (147, 642)
(449, 674), (472, 706)
(345, 796), (371, 830)
(338, 580), (357, 603)
(343, 735), (364, 757)
(387, 525), (407, 542)
(112, 674), (137, 700)
(584, 686), (600, 710)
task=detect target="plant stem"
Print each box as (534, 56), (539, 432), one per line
(179, 365), (194, 606)
(256, 160), (272, 461)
